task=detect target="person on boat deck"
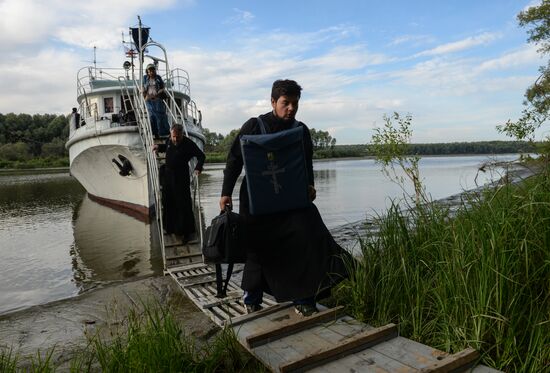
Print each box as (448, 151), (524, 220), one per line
(219, 79), (351, 317)
(70, 107), (81, 130)
(143, 63), (170, 139)
(154, 124), (205, 244)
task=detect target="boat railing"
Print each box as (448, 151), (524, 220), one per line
(118, 75), (166, 261)
(166, 68), (191, 96)
(77, 66), (190, 97)
(139, 39), (204, 271)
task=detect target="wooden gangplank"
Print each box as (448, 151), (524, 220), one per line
(229, 305), (501, 373)
(163, 243), (501, 373)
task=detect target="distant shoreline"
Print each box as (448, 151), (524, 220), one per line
(0, 153), (528, 173)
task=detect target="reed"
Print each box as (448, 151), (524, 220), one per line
(79, 303), (264, 372)
(336, 171), (550, 372)
(0, 348), (18, 373)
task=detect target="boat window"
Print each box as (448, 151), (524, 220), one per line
(104, 97), (114, 113)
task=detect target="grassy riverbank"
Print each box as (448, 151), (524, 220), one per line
(0, 157), (69, 169)
(336, 167), (550, 372)
(0, 302), (265, 372)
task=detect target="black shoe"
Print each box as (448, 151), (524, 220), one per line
(245, 304), (263, 314)
(294, 304), (319, 317)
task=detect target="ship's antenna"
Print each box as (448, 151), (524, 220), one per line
(138, 16), (143, 95)
(93, 46), (97, 70)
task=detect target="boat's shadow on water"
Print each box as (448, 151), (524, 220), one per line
(70, 194), (163, 292)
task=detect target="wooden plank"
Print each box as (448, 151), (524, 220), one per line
(372, 336), (450, 369)
(181, 276), (218, 287)
(167, 262), (209, 273)
(419, 348), (480, 373)
(229, 302), (293, 327)
(279, 323), (398, 373)
(313, 320), (373, 345)
(177, 270), (215, 280)
(311, 347), (417, 373)
(166, 252), (202, 261)
(246, 306), (345, 348)
(202, 293), (243, 309)
(214, 303), (241, 318)
(164, 241), (184, 248)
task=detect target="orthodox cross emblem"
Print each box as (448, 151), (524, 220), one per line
(262, 152), (285, 194)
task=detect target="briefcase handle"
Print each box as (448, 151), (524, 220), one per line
(220, 204), (232, 215)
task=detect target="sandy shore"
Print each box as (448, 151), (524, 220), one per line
(0, 276), (217, 369)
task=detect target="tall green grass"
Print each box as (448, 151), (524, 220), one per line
(337, 172), (550, 372)
(1, 303), (265, 372)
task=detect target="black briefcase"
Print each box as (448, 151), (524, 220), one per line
(202, 205), (246, 264)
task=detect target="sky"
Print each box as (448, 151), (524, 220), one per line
(0, 0), (546, 144)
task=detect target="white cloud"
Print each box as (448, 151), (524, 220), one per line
(0, 48), (82, 113)
(415, 32), (500, 57)
(389, 34), (435, 47)
(0, 0), (55, 48)
(225, 8), (255, 25)
(0, 0), (181, 53)
(305, 45), (392, 70)
(477, 45), (541, 72)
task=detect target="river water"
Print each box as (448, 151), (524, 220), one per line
(0, 155), (518, 315)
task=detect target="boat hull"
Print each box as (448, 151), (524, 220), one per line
(67, 126), (152, 219)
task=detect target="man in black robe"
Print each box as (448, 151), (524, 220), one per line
(219, 79), (350, 316)
(155, 124), (205, 243)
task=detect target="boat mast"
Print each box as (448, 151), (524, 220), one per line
(138, 16), (143, 96)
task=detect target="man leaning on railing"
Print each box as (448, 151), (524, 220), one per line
(143, 64), (170, 139)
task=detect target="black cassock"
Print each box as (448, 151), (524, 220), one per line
(222, 112), (352, 302)
(159, 137), (205, 236)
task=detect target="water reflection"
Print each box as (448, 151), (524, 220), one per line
(71, 195), (162, 291)
(0, 171), (161, 315)
(0, 172), (85, 314)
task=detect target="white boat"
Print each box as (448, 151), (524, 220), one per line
(66, 19), (205, 220)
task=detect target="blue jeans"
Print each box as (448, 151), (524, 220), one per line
(243, 290), (314, 306)
(146, 99), (170, 137)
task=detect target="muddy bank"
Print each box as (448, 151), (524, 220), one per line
(0, 276), (217, 369)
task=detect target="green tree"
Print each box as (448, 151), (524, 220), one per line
(202, 128), (225, 152)
(41, 138), (67, 157)
(309, 128), (336, 150)
(219, 129), (240, 152)
(498, 0), (550, 140)
(0, 142), (31, 161)
(371, 112), (424, 204)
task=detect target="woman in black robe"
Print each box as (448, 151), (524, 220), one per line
(220, 80), (351, 316)
(156, 124), (205, 242)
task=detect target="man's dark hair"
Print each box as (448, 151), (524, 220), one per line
(271, 79), (302, 100)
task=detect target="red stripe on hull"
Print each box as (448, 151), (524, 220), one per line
(87, 193), (152, 223)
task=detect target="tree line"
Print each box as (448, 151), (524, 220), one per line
(0, 113), (69, 167)
(0, 112), (538, 168)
